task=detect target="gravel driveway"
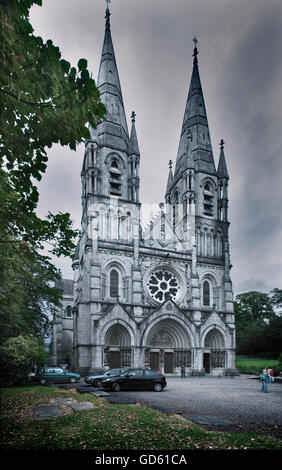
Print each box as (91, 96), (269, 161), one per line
(91, 375), (282, 438)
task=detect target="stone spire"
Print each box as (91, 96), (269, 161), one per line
(165, 160), (174, 199)
(93, 5), (129, 151)
(129, 111), (140, 155)
(217, 139), (229, 179)
(174, 38), (216, 177)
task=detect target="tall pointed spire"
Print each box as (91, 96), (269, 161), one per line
(217, 139), (229, 179)
(94, 3), (129, 150)
(174, 38), (216, 176)
(165, 160), (174, 198)
(129, 111), (140, 155)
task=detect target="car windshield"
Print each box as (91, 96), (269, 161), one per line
(121, 370), (130, 376)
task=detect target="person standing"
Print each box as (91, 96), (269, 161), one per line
(267, 367), (274, 383)
(260, 369), (268, 393)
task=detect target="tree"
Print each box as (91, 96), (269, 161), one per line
(234, 290), (282, 356)
(0, 240), (61, 343)
(235, 291), (275, 322)
(0, 0), (106, 342)
(270, 288), (282, 311)
(0, 0), (105, 254)
(264, 315), (282, 355)
(0, 335), (47, 385)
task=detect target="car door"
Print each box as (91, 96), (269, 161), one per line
(43, 368), (58, 382)
(53, 368), (65, 383)
(143, 370), (156, 389)
(38, 368), (55, 383)
(123, 370), (145, 390)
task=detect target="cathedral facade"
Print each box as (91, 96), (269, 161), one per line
(51, 7), (237, 376)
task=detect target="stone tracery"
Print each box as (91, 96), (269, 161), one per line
(147, 269), (181, 303)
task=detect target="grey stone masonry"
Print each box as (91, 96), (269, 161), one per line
(51, 8), (237, 378)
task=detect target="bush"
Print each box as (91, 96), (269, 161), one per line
(0, 335), (47, 386)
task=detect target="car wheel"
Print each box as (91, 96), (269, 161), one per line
(70, 377), (76, 384)
(40, 378), (46, 385)
(112, 383), (121, 392)
(153, 383), (163, 392)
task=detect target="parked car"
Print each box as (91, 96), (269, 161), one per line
(101, 368), (166, 392)
(84, 368), (129, 386)
(35, 367), (80, 385)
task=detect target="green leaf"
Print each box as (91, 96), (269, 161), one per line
(78, 58), (87, 71)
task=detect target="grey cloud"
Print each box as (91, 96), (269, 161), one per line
(31, 0), (282, 294)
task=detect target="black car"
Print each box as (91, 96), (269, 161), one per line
(101, 368), (166, 392)
(84, 368), (129, 386)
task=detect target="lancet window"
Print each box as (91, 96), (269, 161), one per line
(109, 159), (122, 196)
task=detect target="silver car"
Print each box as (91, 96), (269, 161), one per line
(84, 368), (129, 386)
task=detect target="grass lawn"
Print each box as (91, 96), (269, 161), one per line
(236, 356), (280, 375)
(1, 385), (281, 451)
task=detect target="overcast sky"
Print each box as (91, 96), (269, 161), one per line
(30, 0), (282, 296)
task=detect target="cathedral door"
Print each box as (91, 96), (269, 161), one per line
(203, 353), (210, 373)
(109, 351), (121, 368)
(164, 352), (173, 374)
(150, 352), (160, 370)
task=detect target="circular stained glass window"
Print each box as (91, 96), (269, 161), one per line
(147, 269), (180, 303)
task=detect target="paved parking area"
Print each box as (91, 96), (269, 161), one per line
(79, 375), (282, 438)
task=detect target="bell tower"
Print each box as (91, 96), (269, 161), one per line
(80, 6), (141, 246)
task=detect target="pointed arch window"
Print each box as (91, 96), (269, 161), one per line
(109, 159), (121, 196)
(66, 305), (72, 318)
(203, 280), (210, 306)
(110, 269), (119, 298)
(203, 182), (214, 217)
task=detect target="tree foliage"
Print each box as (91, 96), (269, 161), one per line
(0, 0), (105, 232)
(0, 239), (61, 343)
(0, 0), (106, 345)
(234, 290), (282, 356)
(235, 291), (275, 322)
(0, 335), (47, 385)
(269, 288), (282, 311)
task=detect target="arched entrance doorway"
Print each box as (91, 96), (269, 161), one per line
(203, 328), (226, 373)
(145, 319), (192, 374)
(104, 324), (132, 368)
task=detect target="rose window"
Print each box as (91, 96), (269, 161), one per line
(147, 270), (180, 303)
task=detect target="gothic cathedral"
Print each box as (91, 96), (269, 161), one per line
(50, 7), (237, 376)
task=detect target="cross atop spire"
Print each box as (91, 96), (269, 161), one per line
(166, 160), (174, 197)
(193, 36), (199, 65)
(105, 0), (111, 28)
